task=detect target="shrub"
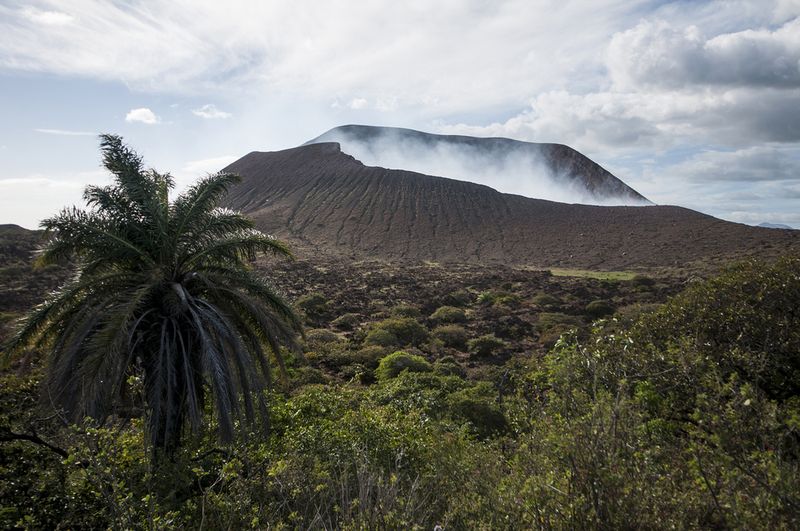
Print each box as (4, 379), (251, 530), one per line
(433, 357), (466, 378)
(290, 366), (328, 387)
(375, 351), (433, 381)
(532, 293), (562, 308)
(536, 312), (583, 333)
(468, 334), (506, 357)
(305, 328), (341, 347)
(476, 290), (502, 306)
(630, 274), (656, 287)
(331, 313), (362, 331)
(296, 293), (328, 323)
(635, 256), (800, 399)
(585, 299), (615, 319)
(447, 384), (507, 438)
(432, 325), (468, 350)
(441, 289), (472, 307)
(430, 306), (467, 324)
(365, 317), (428, 348)
(390, 304), (422, 319)
(296, 292), (328, 314)
(363, 328), (399, 347)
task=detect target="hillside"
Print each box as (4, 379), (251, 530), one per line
(223, 142), (800, 269)
(307, 124), (649, 205)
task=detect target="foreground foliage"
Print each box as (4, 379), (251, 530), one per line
(2, 256), (799, 528)
(3, 135), (301, 452)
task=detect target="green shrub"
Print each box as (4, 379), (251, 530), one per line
(365, 317), (428, 348)
(290, 366), (328, 387)
(441, 289), (472, 307)
(585, 299), (615, 319)
(635, 256), (800, 399)
(304, 328), (341, 346)
(468, 334), (506, 357)
(536, 312), (583, 333)
(476, 290), (502, 306)
(295, 293), (328, 323)
(630, 274), (656, 287)
(363, 328), (398, 347)
(390, 304), (422, 319)
(532, 293), (562, 308)
(375, 351), (432, 381)
(429, 305), (467, 324)
(433, 357), (466, 378)
(331, 312), (362, 331)
(447, 383), (507, 438)
(432, 324), (468, 349)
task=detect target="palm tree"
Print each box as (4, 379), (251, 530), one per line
(5, 134), (302, 453)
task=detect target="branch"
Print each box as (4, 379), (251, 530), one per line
(0, 426), (69, 459)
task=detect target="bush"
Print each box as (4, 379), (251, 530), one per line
(585, 299), (615, 319)
(390, 304), (422, 319)
(630, 274), (656, 287)
(365, 317), (428, 348)
(363, 328), (398, 347)
(532, 293), (562, 308)
(433, 357), (466, 378)
(295, 293), (328, 323)
(468, 334), (506, 357)
(536, 312), (583, 333)
(441, 289), (472, 307)
(635, 256), (800, 399)
(304, 328), (341, 347)
(447, 384), (507, 438)
(331, 313), (362, 331)
(375, 351), (432, 381)
(429, 306), (467, 324)
(432, 325), (468, 350)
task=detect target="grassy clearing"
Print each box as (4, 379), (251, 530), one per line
(548, 268), (638, 281)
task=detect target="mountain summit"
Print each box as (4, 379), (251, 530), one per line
(306, 124), (649, 206)
(223, 140), (800, 268)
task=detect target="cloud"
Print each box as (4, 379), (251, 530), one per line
(665, 146), (800, 182)
(0, 0), (645, 103)
(125, 107), (160, 124)
(348, 98), (368, 110)
(438, 15), (800, 155)
(192, 103), (231, 119)
(173, 154), (238, 190)
(19, 6), (74, 26)
(35, 128), (96, 136)
(181, 155), (237, 174)
(607, 18), (800, 90)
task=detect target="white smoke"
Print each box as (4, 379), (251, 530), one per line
(309, 127), (649, 206)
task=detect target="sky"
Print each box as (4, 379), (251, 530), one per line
(0, 0), (798, 229)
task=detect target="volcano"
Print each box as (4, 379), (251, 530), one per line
(222, 139), (800, 269)
(306, 125), (649, 206)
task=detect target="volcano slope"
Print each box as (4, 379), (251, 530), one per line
(223, 142), (800, 270)
(307, 124), (649, 205)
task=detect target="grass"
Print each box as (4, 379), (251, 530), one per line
(548, 268), (638, 281)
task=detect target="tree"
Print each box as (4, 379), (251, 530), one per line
(4, 134), (302, 453)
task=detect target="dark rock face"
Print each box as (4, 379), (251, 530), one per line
(307, 124), (649, 205)
(223, 143), (800, 269)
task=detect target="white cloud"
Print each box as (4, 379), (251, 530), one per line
(35, 128), (96, 136)
(192, 103), (232, 119)
(664, 146), (800, 182)
(181, 155), (237, 174)
(19, 6), (74, 26)
(175, 154), (239, 189)
(125, 107), (160, 124)
(348, 98), (368, 110)
(607, 18), (800, 90)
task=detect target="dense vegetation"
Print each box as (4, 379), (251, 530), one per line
(2, 255), (798, 528)
(4, 135), (302, 456)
